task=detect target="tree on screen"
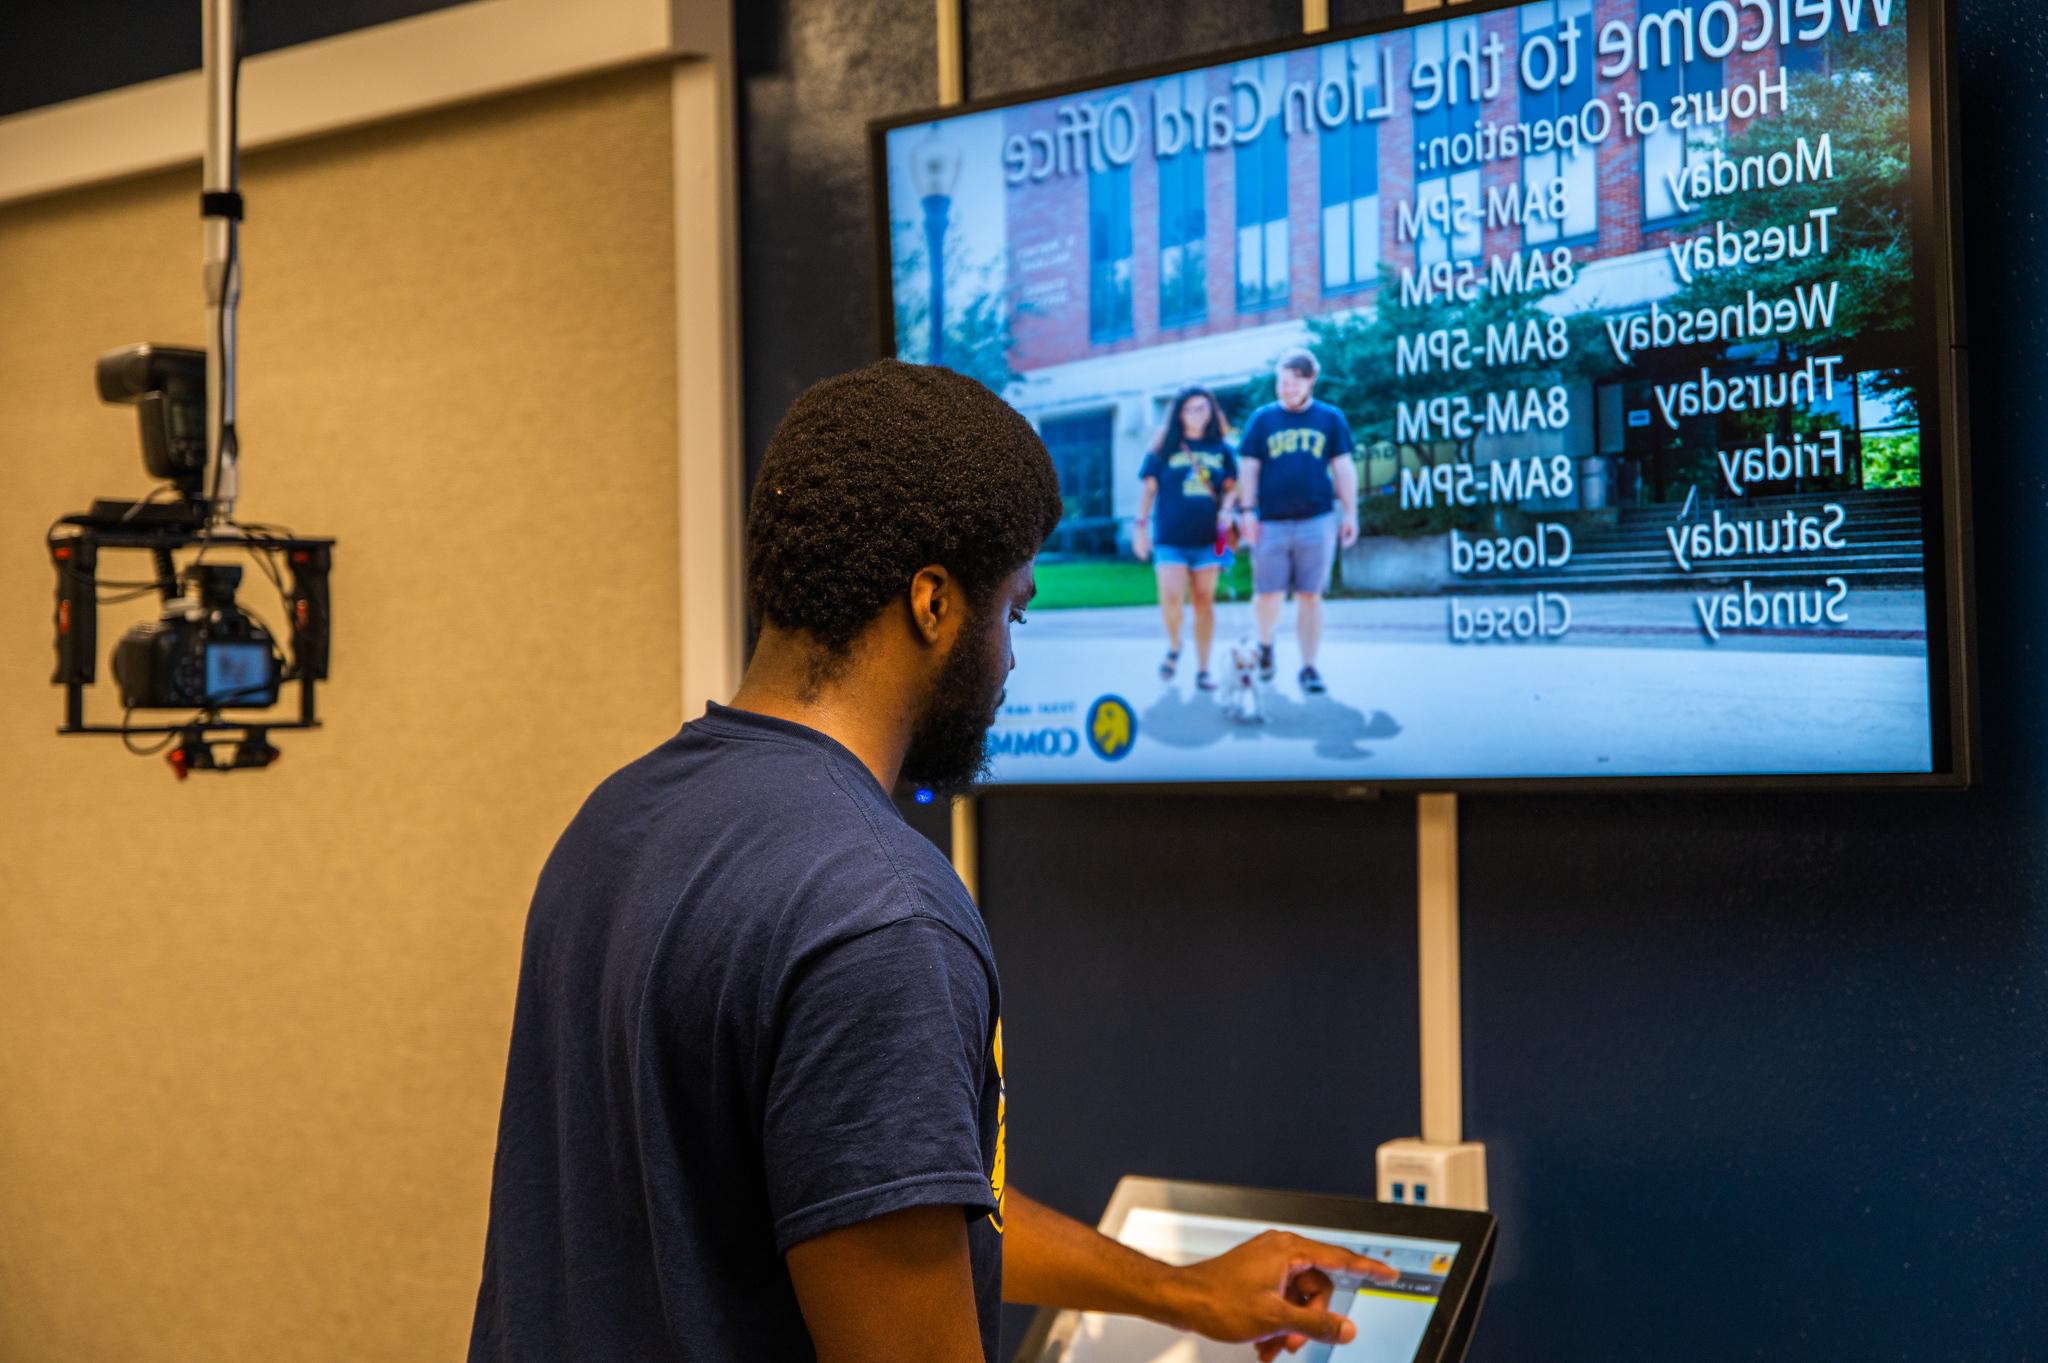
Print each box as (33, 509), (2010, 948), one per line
(1666, 20), (1917, 487)
(1242, 279), (1606, 537)
(1671, 23), (1913, 364)
(891, 230), (1021, 399)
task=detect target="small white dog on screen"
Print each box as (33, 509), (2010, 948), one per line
(1222, 636), (1267, 724)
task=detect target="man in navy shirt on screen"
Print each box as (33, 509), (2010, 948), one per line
(467, 360), (1395, 1363)
(1236, 349), (1360, 695)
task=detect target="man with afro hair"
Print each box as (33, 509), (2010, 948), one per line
(470, 361), (1390, 1363)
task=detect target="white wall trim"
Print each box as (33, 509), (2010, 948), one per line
(673, 17), (746, 717)
(0, 0), (713, 206)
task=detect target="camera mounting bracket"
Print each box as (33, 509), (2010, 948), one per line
(47, 514), (335, 746)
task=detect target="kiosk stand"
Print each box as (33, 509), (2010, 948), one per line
(1012, 1178), (1496, 1363)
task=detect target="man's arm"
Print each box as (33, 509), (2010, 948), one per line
(763, 918), (999, 1359)
(787, 1204), (986, 1363)
(1001, 1191), (1176, 1320)
(1237, 460), (1261, 546)
(1003, 1190), (1391, 1358)
(1332, 454), (1360, 546)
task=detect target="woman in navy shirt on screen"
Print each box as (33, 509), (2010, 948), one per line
(1133, 386), (1239, 692)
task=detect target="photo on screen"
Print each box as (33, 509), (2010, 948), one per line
(877, 0), (1954, 787)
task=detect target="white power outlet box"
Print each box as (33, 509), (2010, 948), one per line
(1375, 1138), (1488, 1211)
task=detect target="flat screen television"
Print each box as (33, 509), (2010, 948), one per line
(870, 0), (1971, 792)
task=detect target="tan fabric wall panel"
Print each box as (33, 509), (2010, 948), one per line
(0, 67), (680, 1362)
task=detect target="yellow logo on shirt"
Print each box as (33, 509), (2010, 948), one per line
(1171, 449), (1224, 500)
(989, 1020), (1006, 1233)
(1262, 427), (1328, 459)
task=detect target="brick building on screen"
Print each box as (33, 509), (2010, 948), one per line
(976, 0), (1835, 555)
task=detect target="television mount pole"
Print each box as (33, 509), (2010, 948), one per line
(931, 0), (981, 902)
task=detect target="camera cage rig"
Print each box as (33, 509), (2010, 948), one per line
(47, 0), (338, 779)
(48, 500), (334, 777)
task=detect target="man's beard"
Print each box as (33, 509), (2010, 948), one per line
(901, 626), (1006, 796)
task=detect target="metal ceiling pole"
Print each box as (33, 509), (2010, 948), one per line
(201, 0), (242, 522)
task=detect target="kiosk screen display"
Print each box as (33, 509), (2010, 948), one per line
(874, 0), (1968, 790)
(1038, 1208), (1460, 1363)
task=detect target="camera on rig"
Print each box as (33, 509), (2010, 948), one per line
(47, 343), (336, 777)
(112, 563), (282, 711)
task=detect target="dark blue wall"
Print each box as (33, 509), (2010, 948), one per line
(740, 3), (2048, 1359)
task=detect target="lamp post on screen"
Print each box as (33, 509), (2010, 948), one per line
(911, 128), (962, 367)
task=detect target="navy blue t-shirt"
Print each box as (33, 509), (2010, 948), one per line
(1238, 399), (1355, 521)
(1139, 438), (1238, 548)
(469, 704), (1006, 1362)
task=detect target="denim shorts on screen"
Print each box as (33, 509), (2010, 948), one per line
(1153, 542), (1232, 571)
(1251, 510), (1339, 594)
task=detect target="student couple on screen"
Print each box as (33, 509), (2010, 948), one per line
(1134, 348), (1359, 697)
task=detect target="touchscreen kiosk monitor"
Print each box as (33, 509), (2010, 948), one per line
(1013, 1179), (1497, 1363)
(872, 0), (1972, 792)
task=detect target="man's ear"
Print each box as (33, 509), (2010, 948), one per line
(907, 565), (954, 645)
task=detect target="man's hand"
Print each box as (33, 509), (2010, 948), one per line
(1237, 460), (1262, 545)
(1002, 1192), (1395, 1360)
(1339, 509), (1360, 548)
(1162, 1230), (1397, 1362)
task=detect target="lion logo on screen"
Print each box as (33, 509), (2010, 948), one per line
(1085, 695), (1136, 761)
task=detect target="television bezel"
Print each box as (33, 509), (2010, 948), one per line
(867, 0), (1975, 796)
